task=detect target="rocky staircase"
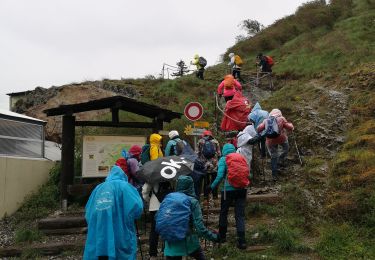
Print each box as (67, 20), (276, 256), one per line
(0, 192), (280, 258)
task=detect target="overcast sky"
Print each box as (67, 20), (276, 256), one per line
(0, 0), (309, 110)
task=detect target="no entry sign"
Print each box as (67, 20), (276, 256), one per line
(184, 102), (203, 121)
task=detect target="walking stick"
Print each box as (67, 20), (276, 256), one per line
(204, 190), (210, 249)
(135, 221), (144, 260)
(293, 134), (303, 166)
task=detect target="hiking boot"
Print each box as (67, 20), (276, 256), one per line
(237, 241), (247, 249)
(219, 226), (227, 243)
(237, 232), (247, 250)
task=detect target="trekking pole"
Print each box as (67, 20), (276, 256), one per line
(293, 134), (303, 166)
(204, 191), (210, 249)
(135, 221), (144, 260)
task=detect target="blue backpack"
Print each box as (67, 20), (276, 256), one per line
(155, 192), (192, 242)
(202, 139), (216, 159)
(265, 116), (280, 139)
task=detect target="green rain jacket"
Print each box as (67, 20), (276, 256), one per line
(164, 176), (217, 257)
(211, 143), (244, 192)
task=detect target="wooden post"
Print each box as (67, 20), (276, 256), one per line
(61, 115), (75, 210)
(111, 107), (119, 123)
(153, 118), (163, 133)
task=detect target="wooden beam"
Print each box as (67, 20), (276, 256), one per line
(61, 115), (75, 204)
(38, 216), (86, 229)
(75, 121), (154, 128)
(111, 107), (119, 123)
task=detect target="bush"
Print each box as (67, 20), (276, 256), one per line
(15, 226), (43, 243)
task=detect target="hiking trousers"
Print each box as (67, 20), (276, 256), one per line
(267, 141), (289, 177)
(196, 68), (204, 80)
(219, 189), (247, 238)
(232, 68), (244, 83)
(166, 247), (205, 260)
(203, 172), (218, 199)
(149, 211), (159, 257)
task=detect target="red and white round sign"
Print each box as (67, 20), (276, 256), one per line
(184, 102), (203, 121)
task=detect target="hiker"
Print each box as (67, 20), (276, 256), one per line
(115, 145), (142, 188)
(248, 102), (269, 158)
(83, 165), (143, 260)
(157, 175), (219, 260)
(236, 123), (258, 178)
(257, 109), (294, 180)
(208, 143), (249, 249)
(228, 53), (244, 82)
(217, 74), (242, 102)
(196, 130), (221, 201)
(141, 133), (164, 259)
(191, 54), (207, 80)
(165, 130), (186, 156)
(256, 53), (273, 73)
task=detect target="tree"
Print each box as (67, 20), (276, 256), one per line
(172, 60), (189, 77)
(239, 19), (265, 37)
(236, 19), (265, 42)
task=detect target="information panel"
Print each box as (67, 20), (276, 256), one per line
(82, 135), (146, 177)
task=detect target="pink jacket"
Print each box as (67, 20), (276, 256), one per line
(257, 109), (294, 145)
(217, 79), (242, 97)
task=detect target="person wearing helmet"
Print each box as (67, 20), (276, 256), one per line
(196, 130), (221, 200)
(191, 54), (206, 80)
(228, 53), (244, 83)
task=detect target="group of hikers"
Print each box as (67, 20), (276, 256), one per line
(83, 51), (290, 259)
(83, 95), (295, 259)
(191, 53), (274, 81)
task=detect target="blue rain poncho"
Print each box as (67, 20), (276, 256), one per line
(248, 102), (269, 129)
(83, 166), (143, 260)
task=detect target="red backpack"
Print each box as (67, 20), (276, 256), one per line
(225, 153), (250, 188)
(265, 56), (274, 67)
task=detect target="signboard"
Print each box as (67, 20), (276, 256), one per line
(194, 121), (210, 128)
(82, 135), (146, 177)
(184, 125), (206, 136)
(184, 102), (203, 121)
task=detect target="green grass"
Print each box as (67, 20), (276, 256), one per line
(316, 223), (375, 259)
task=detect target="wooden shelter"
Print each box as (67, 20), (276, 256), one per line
(44, 96), (182, 205)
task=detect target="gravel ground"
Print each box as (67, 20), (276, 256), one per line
(0, 217), (15, 248)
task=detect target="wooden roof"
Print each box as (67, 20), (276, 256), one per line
(43, 95), (182, 122)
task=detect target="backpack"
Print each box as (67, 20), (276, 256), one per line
(265, 56), (274, 67)
(175, 139), (186, 156)
(198, 57), (207, 67)
(224, 76), (235, 89)
(264, 116), (280, 139)
(202, 139), (216, 159)
(234, 55), (243, 66)
(155, 192), (192, 242)
(226, 153), (250, 189)
(140, 144), (151, 164)
(115, 158), (130, 180)
(153, 181), (173, 203)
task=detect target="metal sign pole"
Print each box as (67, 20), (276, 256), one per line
(194, 135), (197, 152)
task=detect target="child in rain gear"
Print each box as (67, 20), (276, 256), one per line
(257, 109), (294, 180)
(163, 175), (219, 259)
(217, 74), (242, 102)
(208, 143), (248, 249)
(248, 102), (269, 158)
(236, 124), (258, 178)
(142, 133), (164, 259)
(83, 165), (143, 260)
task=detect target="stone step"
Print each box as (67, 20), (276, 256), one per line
(0, 241), (85, 257)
